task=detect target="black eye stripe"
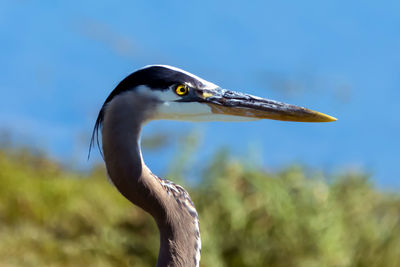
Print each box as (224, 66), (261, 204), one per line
(90, 65), (212, 158)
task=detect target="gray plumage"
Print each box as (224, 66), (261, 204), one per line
(91, 65), (336, 267)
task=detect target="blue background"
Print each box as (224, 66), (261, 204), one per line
(1, 1), (399, 186)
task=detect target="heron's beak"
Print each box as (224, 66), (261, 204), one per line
(197, 88), (337, 122)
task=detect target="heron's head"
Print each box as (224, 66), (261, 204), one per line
(90, 65), (336, 153)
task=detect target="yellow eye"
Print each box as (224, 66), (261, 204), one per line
(175, 84), (189, 96)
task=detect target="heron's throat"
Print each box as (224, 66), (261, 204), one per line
(101, 92), (201, 267)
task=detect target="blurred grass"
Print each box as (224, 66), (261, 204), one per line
(1, 148), (400, 267)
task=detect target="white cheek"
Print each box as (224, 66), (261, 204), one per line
(154, 102), (259, 122)
(136, 85), (180, 101)
(156, 102), (212, 121)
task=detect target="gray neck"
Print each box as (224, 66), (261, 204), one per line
(101, 92), (201, 267)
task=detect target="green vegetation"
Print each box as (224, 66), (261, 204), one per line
(1, 148), (400, 267)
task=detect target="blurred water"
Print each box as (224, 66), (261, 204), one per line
(1, 0), (399, 186)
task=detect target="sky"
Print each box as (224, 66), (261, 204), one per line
(1, 0), (399, 187)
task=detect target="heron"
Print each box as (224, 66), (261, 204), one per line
(90, 65), (336, 267)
